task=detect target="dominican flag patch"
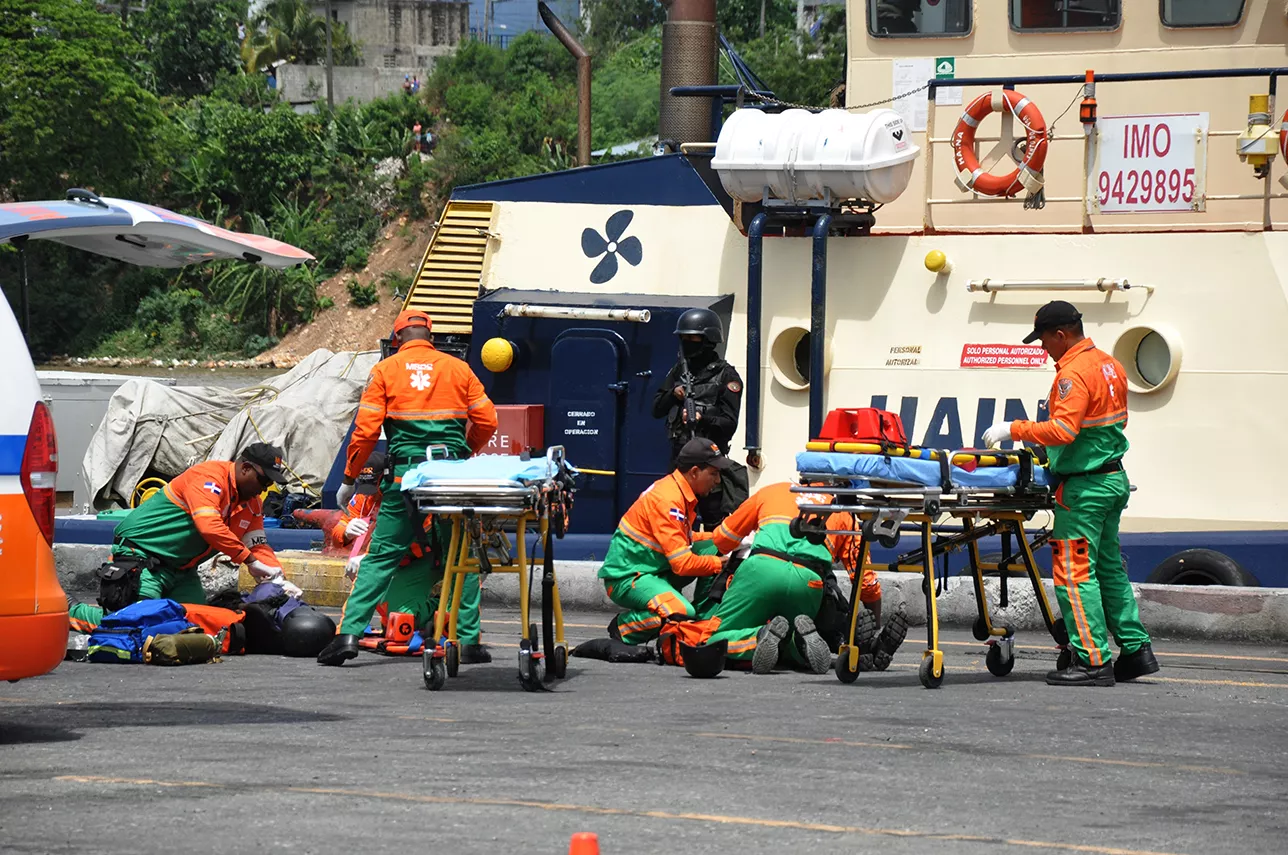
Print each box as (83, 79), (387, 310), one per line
(668, 507), (686, 522)
(203, 481), (223, 495)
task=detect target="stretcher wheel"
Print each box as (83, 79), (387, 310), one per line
(835, 646), (860, 684)
(985, 644), (1015, 677)
(518, 638), (545, 692)
(549, 643), (568, 679)
(972, 617), (990, 641)
(1056, 648), (1072, 671)
(918, 656), (944, 689)
(445, 642), (460, 678)
(423, 650), (446, 691)
(528, 622), (539, 651)
(1051, 621), (1069, 647)
(789, 516), (805, 539)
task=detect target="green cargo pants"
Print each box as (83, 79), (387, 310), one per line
(68, 563), (206, 629)
(607, 541), (718, 645)
(1051, 471), (1151, 668)
(340, 467), (483, 642)
(704, 555), (825, 666)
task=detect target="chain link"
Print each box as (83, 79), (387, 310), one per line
(744, 82), (932, 112)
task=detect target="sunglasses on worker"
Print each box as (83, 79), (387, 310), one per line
(248, 463), (274, 491)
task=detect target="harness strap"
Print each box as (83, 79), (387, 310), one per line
(748, 546), (831, 579)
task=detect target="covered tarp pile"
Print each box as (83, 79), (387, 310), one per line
(83, 349), (378, 509)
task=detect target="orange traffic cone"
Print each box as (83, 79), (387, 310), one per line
(568, 832), (599, 855)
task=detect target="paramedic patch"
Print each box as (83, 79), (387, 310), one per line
(1057, 378), (1074, 399)
(727, 381), (742, 393)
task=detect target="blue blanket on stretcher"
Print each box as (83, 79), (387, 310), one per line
(400, 454), (575, 490)
(796, 451), (1050, 490)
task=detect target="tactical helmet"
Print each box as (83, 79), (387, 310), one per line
(280, 606), (338, 657)
(681, 638), (728, 678)
(674, 308), (723, 344)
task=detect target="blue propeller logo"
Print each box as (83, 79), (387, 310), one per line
(582, 210), (642, 284)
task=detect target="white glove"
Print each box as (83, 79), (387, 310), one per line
(982, 421), (1013, 448)
(272, 577), (304, 598)
(336, 480), (356, 510)
(247, 558), (281, 581)
(344, 518), (370, 540)
(345, 554), (363, 582)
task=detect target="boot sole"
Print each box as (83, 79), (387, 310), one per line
(318, 646), (359, 666)
(752, 616), (790, 675)
(855, 610), (879, 651)
(793, 615), (833, 675)
(1046, 676), (1116, 687)
(1115, 663), (1159, 682)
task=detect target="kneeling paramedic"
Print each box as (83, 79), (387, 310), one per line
(658, 481), (834, 675)
(598, 438), (732, 645)
(983, 300), (1157, 687)
(319, 310), (498, 666)
(827, 511), (908, 670)
(69, 443), (301, 630)
(333, 452), (487, 662)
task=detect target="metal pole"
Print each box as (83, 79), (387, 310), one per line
(14, 236), (30, 341)
(538, 2), (591, 166)
(809, 214), (830, 439)
(744, 213), (767, 466)
(324, 0), (335, 109)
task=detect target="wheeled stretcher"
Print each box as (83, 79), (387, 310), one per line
(791, 444), (1070, 689)
(402, 446), (576, 692)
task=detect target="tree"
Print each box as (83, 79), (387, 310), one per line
(241, 0), (359, 72)
(131, 0), (248, 99)
(0, 0), (164, 201)
(581, 0), (664, 53)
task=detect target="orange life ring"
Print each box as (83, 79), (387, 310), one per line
(951, 90), (1048, 198)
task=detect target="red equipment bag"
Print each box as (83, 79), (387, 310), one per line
(816, 408), (909, 448)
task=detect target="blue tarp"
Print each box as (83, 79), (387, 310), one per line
(796, 451), (1051, 490)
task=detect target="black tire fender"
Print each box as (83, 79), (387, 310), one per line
(1145, 549), (1259, 587)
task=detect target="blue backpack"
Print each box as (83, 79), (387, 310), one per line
(86, 599), (195, 664)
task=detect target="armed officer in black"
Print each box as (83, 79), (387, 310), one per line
(651, 308), (749, 527)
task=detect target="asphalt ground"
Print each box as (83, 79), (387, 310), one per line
(2, 610), (1286, 855)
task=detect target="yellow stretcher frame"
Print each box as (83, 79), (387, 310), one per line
(814, 508), (1069, 689)
(422, 507), (568, 692)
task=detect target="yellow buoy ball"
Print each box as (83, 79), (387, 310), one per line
(481, 337), (515, 372)
(924, 250), (950, 273)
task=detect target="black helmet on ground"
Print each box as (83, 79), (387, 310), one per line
(674, 308), (723, 344)
(680, 638), (728, 678)
(280, 606), (338, 657)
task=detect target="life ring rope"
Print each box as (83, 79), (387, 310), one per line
(951, 89), (1048, 199)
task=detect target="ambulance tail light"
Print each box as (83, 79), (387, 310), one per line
(20, 401), (58, 546)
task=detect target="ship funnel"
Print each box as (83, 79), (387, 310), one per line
(659, 0), (717, 145)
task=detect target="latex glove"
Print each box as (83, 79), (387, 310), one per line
(273, 577), (303, 598)
(982, 421), (1013, 448)
(344, 518), (370, 540)
(345, 554), (363, 582)
(336, 480), (356, 510)
(247, 558), (281, 581)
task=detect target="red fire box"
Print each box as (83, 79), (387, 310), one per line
(481, 405), (544, 456)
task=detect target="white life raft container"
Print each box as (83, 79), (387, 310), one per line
(713, 107), (921, 205)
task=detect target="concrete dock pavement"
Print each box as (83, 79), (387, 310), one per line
(3, 609), (1287, 854)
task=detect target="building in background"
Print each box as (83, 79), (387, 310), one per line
(469, 0), (579, 48)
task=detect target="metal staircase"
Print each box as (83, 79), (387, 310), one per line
(402, 201), (497, 336)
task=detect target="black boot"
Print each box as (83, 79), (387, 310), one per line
(461, 643), (492, 664)
(317, 634), (360, 666)
(1114, 643), (1159, 682)
(1046, 658), (1116, 687)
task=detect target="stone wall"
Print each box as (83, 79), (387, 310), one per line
(278, 63), (438, 106)
(316, 0), (469, 68)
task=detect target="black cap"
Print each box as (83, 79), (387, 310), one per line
(356, 452), (387, 493)
(675, 437), (733, 471)
(1023, 300), (1083, 344)
(240, 442), (289, 484)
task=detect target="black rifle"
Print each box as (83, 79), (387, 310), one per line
(676, 346), (700, 442)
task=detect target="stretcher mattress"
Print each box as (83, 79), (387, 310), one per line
(401, 454), (574, 491)
(796, 451), (1050, 490)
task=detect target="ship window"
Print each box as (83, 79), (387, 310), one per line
(1010, 1), (1121, 32)
(1160, 0), (1244, 27)
(867, 0), (972, 38)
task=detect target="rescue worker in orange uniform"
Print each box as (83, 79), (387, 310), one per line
(598, 438), (731, 644)
(68, 444), (300, 629)
(332, 452), (487, 661)
(658, 481), (834, 674)
(318, 310), (498, 666)
(983, 300), (1157, 687)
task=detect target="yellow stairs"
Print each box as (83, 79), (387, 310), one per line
(402, 201), (497, 335)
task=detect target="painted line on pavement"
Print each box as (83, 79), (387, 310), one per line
(884, 661), (1288, 689)
(938, 639), (1288, 665)
(52, 775), (1193, 855)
